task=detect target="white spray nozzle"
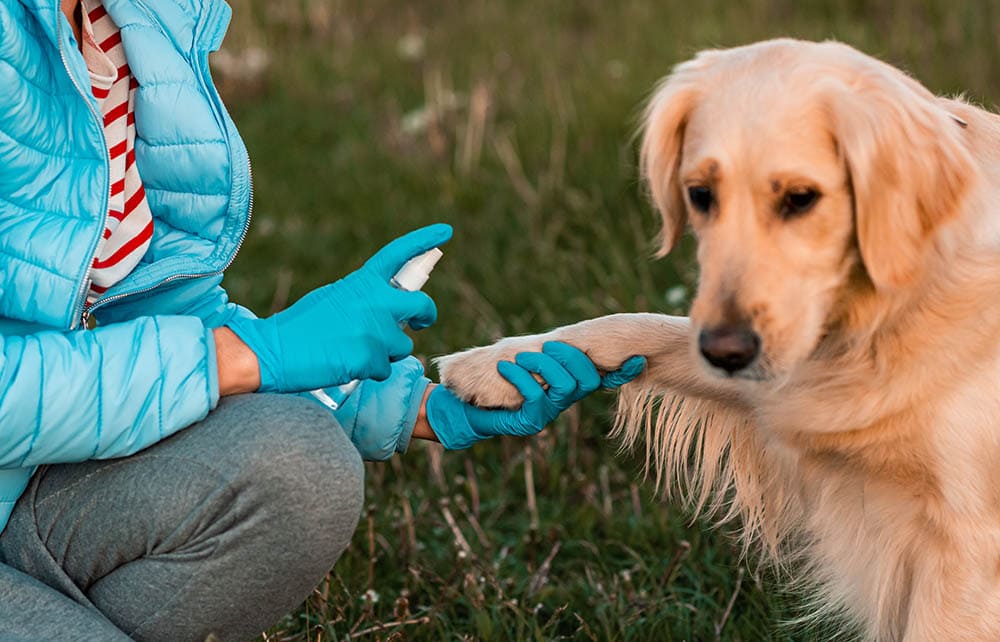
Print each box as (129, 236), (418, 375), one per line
(311, 245), (444, 411)
(390, 247), (444, 292)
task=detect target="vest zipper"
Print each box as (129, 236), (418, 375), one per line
(56, 11), (111, 330)
(79, 1), (254, 324)
(83, 154), (254, 321)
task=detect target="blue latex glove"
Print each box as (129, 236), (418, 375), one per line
(426, 341), (646, 449)
(227, 224), (452, 393)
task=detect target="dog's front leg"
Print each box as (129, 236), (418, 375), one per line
(435, 312), (745, 409)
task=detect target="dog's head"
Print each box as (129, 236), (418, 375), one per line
(641, 39), (975, 380)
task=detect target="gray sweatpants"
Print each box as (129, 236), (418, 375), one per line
(0, 393), (365, 641)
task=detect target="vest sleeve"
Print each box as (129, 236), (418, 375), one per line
(0, 316), (219, 468)
(305, 356), (430, 461)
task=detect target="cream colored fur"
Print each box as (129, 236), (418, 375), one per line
(435, 39), (1000, 641)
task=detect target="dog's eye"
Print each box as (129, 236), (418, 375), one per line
(781, 188), (820, 219)
(687, 186), (714, 214)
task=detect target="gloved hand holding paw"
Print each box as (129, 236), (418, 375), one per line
(426, 341), (645, 449)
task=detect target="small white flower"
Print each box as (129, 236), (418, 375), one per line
(401, 108), (431, 135)
(665, 285), (688, 307)
(397, 33), (426, 61)
(362, 589), (379, 604)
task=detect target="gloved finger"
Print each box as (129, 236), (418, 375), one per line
(384, 327), (415, 362)
(540, 341), (601, 397)
(465, 361), (547, 437)
(368, 356), (393, 381)
(365, 224), (453, 280)
(389, 290), (438, 330)
(354, 336), (395, 381)
(513, 351), (578, 407)
(600, 355), (647, 389)
(490, 360), (554, 436)
(496, 360), (548, 406)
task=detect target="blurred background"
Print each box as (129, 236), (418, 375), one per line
(215, 1), (1000, 639)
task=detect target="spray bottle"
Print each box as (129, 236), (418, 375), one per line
(310, 247), (444, 411)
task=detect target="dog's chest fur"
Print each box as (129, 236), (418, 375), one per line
(761, 343), (1000, 640)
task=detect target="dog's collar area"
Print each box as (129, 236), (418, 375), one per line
(951, 114), (969, 128)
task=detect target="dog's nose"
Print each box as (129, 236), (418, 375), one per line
(698, 325), (761, 373)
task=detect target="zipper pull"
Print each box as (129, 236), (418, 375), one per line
(81, 300), (97, 329)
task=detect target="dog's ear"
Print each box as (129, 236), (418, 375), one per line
(640, 57), (709, 257)
(829, 67), (976, 290)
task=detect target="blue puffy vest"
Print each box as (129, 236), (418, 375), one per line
(0, 0), (428, 533)
(0, 0), (250, 530)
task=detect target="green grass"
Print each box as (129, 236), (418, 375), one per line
(214, 1), (1000, 639)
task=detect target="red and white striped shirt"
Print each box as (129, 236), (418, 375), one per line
(80, 0), (153, 305)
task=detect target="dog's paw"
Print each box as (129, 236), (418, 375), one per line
(434, 335), (547, 409)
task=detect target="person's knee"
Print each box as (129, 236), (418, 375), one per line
(70, 395), (367, 642)
(215, 394), (365, 564)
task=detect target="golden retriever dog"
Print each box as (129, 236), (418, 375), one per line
(435, 39), (1000, 640)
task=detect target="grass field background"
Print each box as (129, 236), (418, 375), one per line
(214, 1), (1000, 639)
